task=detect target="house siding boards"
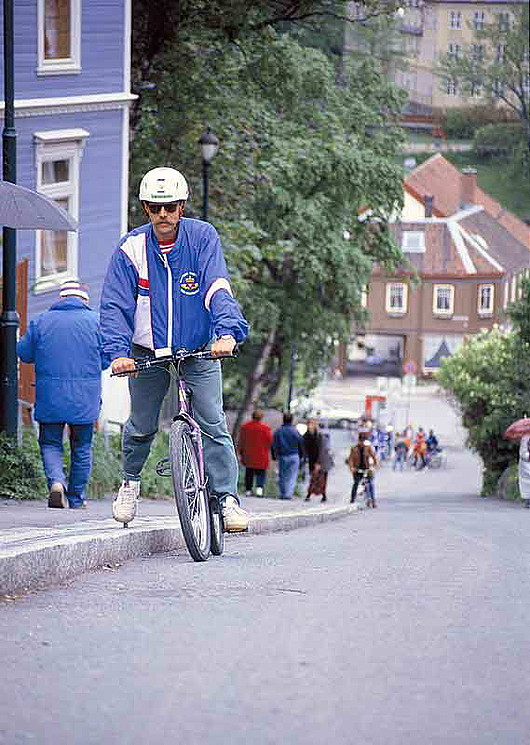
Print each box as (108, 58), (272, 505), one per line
(0, 0), (126, 97)
(0, 0), (132, 320)
(12, 109), (124, 315)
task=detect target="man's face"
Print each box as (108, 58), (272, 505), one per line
(143, 201), (185, 240)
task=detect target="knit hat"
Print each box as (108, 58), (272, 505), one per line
(59, 280), (89, 302)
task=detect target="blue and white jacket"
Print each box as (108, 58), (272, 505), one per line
(100, 219), (249, 361)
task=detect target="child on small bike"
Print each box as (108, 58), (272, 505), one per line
(347, 431), (378, 507)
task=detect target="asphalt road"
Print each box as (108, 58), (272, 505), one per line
(1, 443), (529, 745)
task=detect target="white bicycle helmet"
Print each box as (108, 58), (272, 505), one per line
(138, 167), (189, 202)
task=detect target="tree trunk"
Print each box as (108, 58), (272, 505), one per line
(232, 323), (278, 440)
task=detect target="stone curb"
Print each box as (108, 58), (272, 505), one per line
(0, 506), (357, 596)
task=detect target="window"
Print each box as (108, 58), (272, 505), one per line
(385, 283), (408, 314)
(448, 43), (461, 60)
(498, 12), (510, 31)
(449, 11), (462, 30)
(471, 79), (482, 97)
(473, 11), (485, 30)
(478, 284), (494, 315)
(472, 44), (484, 62)
(493, 79), (505, 98)
(446, 77), (458, 95)
(37, 0), (81, 74)
(433, 285), (454, 315)
(34, 129), (89, 292)
(496, 44), (506, 63)
(402, 231), (426, 252)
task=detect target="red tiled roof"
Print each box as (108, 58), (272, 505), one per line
(404, 154), (530, 248)
(389, 219), (504, 278)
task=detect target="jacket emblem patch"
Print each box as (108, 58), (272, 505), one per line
(179, 271), (199, 295)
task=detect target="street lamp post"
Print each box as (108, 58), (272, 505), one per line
(1, 0), (19, 437)
(198, 128), (219, 221)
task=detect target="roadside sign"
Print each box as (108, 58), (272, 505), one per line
(402, 359), (418, 375)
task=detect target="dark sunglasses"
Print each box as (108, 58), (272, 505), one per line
(145, 202), (180, 214)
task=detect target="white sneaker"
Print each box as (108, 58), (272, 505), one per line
(113, 480), (140, 524)
(222, 496), (249, 533)
(255, 486), (263, 497)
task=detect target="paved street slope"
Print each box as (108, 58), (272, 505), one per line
(1, 462), (528, 745)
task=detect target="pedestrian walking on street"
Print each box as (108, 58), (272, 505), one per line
(303, 418), (334, 502)
(392, 431), (408, 471)
(100, 166), (250, 531)
(271, 412), (305, 499)
(347, 431), (378, 506)
(237, 409), (273, 497)
(17, 281), (108, 509)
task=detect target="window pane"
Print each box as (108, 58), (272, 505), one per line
(44, 0), (71, 60)
(41, 159), (70, 185)
(40, 197), (68, 277)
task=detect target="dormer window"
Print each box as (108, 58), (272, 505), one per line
(402, 231), (426, 253)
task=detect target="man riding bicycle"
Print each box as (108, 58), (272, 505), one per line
(347, 431), (378, 507)
(100, 167), (249, 531)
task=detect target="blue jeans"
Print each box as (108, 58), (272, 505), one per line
(39, 422), (94, 507)
(351, 471), (375, 502)
(122, 345), (238, 497)
(278, 453), (300, 499)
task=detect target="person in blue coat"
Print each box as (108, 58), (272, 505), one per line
(17, 281), (108, 509)
(100, 166), (250, 532)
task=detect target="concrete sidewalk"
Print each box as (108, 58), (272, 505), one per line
(0, 490), (357, 596)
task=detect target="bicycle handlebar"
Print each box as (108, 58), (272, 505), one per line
(110, 347), (238, 377)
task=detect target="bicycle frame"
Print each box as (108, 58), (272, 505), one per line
(111, 348), (233, 491)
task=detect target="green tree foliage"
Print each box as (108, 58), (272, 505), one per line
(437, 276), (530, 496)
(131, 29), (405, 425)
(438, 6), (529, 142)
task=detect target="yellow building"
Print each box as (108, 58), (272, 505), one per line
(393, 0), (527, 109)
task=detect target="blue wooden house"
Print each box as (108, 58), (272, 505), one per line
(1, 0), (134, 316)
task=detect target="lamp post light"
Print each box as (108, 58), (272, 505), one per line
(198, 128), (219, 221)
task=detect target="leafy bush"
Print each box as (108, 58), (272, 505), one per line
(437, 277), (530, 496)
(0, 431), (47, 499)
(440, 105), (516, 139)
(473, 123), (525, 158)
(87, 432), (122, 498)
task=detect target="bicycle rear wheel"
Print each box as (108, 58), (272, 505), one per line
(209, 495), (225, 556)
(169, 420), (211, 562)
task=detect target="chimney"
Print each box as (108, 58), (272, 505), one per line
(460, 167), (477, 208)
(424, 194), (434, 218)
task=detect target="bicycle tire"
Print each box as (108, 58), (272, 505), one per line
(169, 419), (211, 562)
(209, 495), (225, 556)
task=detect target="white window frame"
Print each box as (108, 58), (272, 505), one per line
(402, 231), (426, 253)
(449, 11), (462, 30)
(385, 282), (408, 315)
(448, 43), (461, 60)
(34, 129), (89, 293)
(478, 283), (494, 316)
(446, 77), (458, 95)
(473, 11), (485, 31)
(37, 0), (81, 75)
(433, 284), (455, 316)
(498, 12), (510, 31)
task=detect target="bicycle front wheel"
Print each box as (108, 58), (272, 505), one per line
(169, 420), (211, 562)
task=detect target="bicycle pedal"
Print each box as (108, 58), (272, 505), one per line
(155, 458), (172, 477)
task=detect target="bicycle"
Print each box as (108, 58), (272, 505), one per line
(357, 469), (377, 509)
(111, 348), (236, 562)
